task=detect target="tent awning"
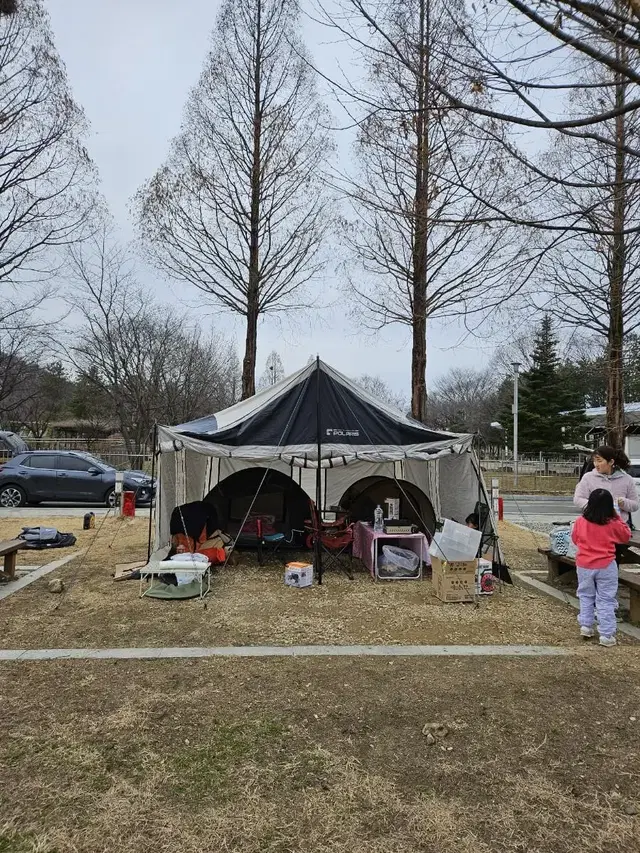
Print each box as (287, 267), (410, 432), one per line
(157, 428), (474, 466)
(158, 359), (473, 464)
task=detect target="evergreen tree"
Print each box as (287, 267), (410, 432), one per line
(517, 317), (586, 451)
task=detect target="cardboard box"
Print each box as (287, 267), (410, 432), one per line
(284, 562), (313, 588)
(431, 557), (476, 603)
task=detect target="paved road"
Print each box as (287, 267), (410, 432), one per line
(504, 496), (578, 525)
(0, 504), (150, 519)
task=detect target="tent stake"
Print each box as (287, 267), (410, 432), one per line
(146, 424), (158, 564)
(315, 356), (323, 584)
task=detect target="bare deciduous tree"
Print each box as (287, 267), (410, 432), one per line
(258, 351), (285, 388)
(324, 0), (518, 422)
(428, 367), (499, 435)
(356, 374), (408, 412)
(136, 0), (332, 400)
(0, 290), (53, 424)
(535, 55), (640, 446)
(9, 361), (72, 437)
(0, 1), (94, 287)
(65, 233), (241, 466)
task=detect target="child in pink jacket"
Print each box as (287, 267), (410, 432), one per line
(571, 488), (631, 647)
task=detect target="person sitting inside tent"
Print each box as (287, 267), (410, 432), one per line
(465, 513), (480, 530)
(169, 501), (228, 565)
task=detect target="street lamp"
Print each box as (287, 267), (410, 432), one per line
(511, 362), (521, 487)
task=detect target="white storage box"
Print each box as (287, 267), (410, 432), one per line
(430, 521), (482, 562)
(285, 562), (313, 588)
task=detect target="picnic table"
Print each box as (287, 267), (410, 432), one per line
(538, 530), (640, 622)
(0, 539), (27, 582)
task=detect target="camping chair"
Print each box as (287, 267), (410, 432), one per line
(254, 518), (305, 565)
(305, 502), (355, 579)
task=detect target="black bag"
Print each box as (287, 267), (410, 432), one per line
(19, 527), (76, 550)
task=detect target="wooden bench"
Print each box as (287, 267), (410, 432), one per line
(0, 539), (27, 582)
(538, 547), (640, 622)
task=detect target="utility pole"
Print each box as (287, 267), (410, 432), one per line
(512, 362), (521, 488)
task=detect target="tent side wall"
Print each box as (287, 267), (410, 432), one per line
(154, 445), (490, 552)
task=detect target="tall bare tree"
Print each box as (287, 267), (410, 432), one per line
(258, 350), (285, 388)
(136, 0), (332, 400)
(535, 48), (640, 447)
(356, 374), (408, 412)
(0, 0), (94, 288)
(327, 0), (518, 421)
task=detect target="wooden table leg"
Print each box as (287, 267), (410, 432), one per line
(4, 551), (17, 580)
(629, 588), (640, 624)
(547, 557), (560, 583)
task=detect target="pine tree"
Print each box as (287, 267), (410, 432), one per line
(517, 317), (586, 451)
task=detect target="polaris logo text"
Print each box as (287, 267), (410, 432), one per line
(326, 429), (360, 437)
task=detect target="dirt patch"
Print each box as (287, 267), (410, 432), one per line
(0, 516), (587, 649)
(1, 654), (639, 852)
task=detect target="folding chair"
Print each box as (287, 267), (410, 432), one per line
(305, 502), (355, 579)
(255, 518), (305, 565)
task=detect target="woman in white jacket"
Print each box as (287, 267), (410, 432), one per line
(574, 446), (639, 526)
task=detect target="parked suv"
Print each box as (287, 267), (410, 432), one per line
(0, 430), (29, 460)
(0, 451), (155, 508)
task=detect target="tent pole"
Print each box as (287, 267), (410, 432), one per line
(315, 356), (323, 584)
(146, 424), (157, 563)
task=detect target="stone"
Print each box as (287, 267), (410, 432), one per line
(623, 803), (638, 816)
(422, 722), (449, 740)
(47, 579), (64, 594)
(425, 732), (436, 746)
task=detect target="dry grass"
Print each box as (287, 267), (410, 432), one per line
(1, 654), (640, 852)
(494, 473), (576, 495)
(0, 513), (90, 567)
(1, 514), (638, 851)
(0, 515), (586, 649)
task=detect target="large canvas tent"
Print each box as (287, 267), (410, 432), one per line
(154, 359), (498, 578)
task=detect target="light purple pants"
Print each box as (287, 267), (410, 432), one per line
(576, 562), (619, 638)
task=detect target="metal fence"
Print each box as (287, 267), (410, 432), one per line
(479, 456), (585, 478)
(25, 438), (151, 471)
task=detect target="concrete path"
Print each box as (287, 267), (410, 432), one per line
(0, 552), (82, 601)
(0, 506), (150, 518)
(512, 571), (640, 642)
(0, 644), (571, 662)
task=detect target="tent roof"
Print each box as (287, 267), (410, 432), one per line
(159, 360), (473, 465)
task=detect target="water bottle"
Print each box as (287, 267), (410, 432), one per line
(374, 505), (384, 533)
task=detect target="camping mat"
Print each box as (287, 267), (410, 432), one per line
(143, 579), (203, 600)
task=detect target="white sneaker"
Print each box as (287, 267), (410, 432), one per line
(580, 625), (595, 638)
(599, 635), (617, 648)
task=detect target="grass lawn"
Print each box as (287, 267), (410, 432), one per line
(0, 515), (592, 649)
(1, 512), (639, 851)
(492, 473), (577, 495)
(1, 654), (640, 852)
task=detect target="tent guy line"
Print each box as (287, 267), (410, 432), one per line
(0, 644), (572, 661)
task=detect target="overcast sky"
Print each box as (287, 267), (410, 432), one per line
(45, 0), (497, 396)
